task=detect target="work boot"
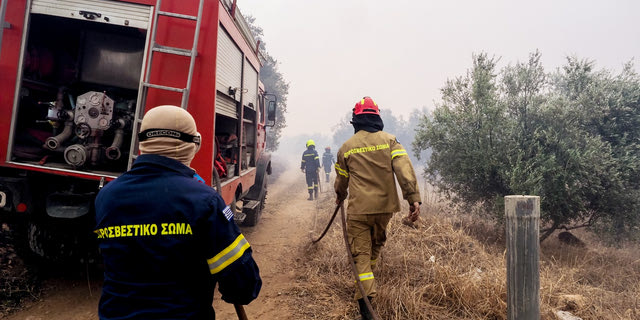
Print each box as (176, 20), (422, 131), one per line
(307, 192), (313, 201)
(357, 298), (374, 320)
(314, 188), (318, 199)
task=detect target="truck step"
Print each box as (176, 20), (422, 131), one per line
(243, 200), (260, 210)
(233, 211), (246, 222)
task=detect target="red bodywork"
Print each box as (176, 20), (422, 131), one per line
(0, 0), (267, 205)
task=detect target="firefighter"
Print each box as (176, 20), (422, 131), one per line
(334, 97), (421, 320)
(300, 139), (320, 200)
(94, 105), (261, 320)
(322, 146), (335, 182)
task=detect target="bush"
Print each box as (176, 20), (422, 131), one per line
(413, 52), (640, 241)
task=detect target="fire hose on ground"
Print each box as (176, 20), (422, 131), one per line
(312, 204), (382, 320)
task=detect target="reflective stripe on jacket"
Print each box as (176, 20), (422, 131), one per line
(334, 130), (421, 214)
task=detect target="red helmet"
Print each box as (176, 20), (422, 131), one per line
(353, 96), (380, 116)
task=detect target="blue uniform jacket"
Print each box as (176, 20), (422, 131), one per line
(300, 147), (320, 171)
(322, 151), (335, 172)
(95, 154), (261, 320)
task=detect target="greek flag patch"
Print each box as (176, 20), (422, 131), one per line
(223, 206), (234, 221)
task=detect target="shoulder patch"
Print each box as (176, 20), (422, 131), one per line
(222, 206), (234, 221)
(192, 173), (205, 184)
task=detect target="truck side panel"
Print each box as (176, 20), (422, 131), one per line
(0, 0), (27, 164)
(142, 0), (219, 187)
(0, 0), (271, 262)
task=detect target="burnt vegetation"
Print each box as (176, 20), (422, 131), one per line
(0, 224), (39, 317)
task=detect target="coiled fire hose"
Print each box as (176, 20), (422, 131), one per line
(313, 204), (381, 320)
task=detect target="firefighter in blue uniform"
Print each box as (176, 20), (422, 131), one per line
(94, 105), (261, 320)
(300, 139), (320, 200)
(322, 146), (335, 182)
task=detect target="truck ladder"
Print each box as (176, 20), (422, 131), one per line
(128, 0), (205, 169)
(0, 0), (9, 52)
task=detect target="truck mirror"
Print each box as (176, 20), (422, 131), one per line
(267, 100), (277, 124)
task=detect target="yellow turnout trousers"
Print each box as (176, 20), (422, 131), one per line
(347, 212), (392, 300)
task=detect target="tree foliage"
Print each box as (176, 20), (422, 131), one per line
(414, 52), (640, 241)
(246, 16), (289, 151)
(260, 55), (289, 151)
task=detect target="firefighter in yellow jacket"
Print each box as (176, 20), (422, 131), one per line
(334, 96), (421, 320)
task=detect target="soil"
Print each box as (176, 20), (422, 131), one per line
(1, 167), (329, 320)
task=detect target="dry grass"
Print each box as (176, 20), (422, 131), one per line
(0, 224), (38, 318)
(292, 190), (640, 319)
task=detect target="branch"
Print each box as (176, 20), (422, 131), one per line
(557, 223), (593, 231)
(539, 221), (559, 242)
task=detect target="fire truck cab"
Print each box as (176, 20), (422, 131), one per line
(0, 0), (275, 261)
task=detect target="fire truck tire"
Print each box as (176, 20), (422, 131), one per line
(26, 220), (96, 263)
(27, 223), (46, 258)
(27, 222), (77, 262)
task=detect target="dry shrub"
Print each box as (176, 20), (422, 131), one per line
(297, 197), (507, 319)
(295, 190), (640, 319)
(0, 224), (38, 317)
(540, 234), (640, 319)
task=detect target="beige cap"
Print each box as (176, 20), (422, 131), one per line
(139, 105), (200, 167)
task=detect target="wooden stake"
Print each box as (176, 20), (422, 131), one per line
(505, 195), (540, 320)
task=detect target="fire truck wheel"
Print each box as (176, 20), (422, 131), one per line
(26, 221), (95, 264)
(259, 175), (268, 211)
(27, 223), (47, 258)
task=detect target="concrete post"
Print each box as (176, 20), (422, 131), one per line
(505, 195), (540, 320)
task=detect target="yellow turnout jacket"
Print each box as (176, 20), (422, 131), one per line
(334, 130), (421, 214)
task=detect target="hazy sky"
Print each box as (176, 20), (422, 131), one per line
(238, 0), (640, 138)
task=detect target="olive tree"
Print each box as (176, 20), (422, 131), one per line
(247, 16), (289, 151)
(414, 52), (640, 241)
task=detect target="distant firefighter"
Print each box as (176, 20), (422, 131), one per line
(300, 139), (320, 200)
(322, 146), (335, 182)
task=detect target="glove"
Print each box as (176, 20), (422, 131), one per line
(408, 202), (420, 222)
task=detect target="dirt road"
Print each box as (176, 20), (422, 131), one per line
(4, 165), (334, 320)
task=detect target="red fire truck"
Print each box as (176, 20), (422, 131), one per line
(0, 0), (275, 260)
